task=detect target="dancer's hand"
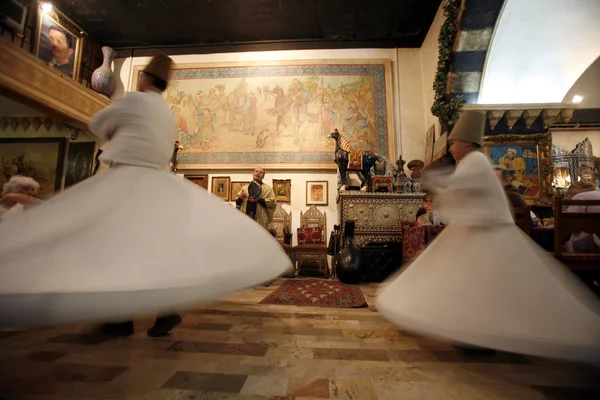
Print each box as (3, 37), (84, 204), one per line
(239, 192), (248, 200)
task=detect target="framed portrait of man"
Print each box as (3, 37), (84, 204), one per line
(35, 6), (82, 80)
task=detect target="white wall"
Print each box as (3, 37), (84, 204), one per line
(551, 130), (600, 156)
(479, 0), (600, 104)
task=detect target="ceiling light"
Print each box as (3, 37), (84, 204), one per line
(41, 3), (53, 13)
(572, 95), (583, 104)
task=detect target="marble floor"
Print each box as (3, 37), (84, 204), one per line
(0, 279), (599, 400)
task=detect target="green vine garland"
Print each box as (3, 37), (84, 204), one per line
(431, 0), (464, 132)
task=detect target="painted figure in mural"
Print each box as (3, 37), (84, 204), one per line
(255, 128), (270, 149)
(171, 106), (188, 133)
(291, 91), (310, 144)
(267, 86), (291, 136)
(316, 95), (336, 141)
(215, 85), (228, 126)
(199, 108), (214, 146)
(248, 91), (258, 135)
(228, 78), (251, 133)
(343, 100), (369, 139)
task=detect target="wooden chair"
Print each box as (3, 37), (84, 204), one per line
(270, 204), (294, 264)
(553, 196), (600, 296)
(553, 196), (600, 269)
(293, 206), (328, 277)
(513, 206), (533, 236)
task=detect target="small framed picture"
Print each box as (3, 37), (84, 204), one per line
(211, 176), (231, 200)
(273, 179), (291, 202)
(64, 141), (96, 189)
(306, 181), (328, 206)
(185, 175), (208, 190)
(230, 181), (249, 200)
(35, 6), (83, 80)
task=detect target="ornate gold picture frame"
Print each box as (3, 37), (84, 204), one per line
(211, 176), (231, 200)
(272, 179), (291, 202)
(35, 6), (83, 80)
(483, 133), (553, 206)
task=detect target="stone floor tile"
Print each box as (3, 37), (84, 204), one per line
(162, 371), (248, 393)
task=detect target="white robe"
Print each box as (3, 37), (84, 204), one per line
(376, 151), (600, 363)
(0, 91), (291, 327)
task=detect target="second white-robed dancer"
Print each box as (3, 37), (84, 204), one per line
(0, 53), (292, 327)
(376, 110), (600, 363)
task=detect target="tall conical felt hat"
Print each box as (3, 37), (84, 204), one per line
(143, 53), (173, 82)
(448, 110), (487, 146)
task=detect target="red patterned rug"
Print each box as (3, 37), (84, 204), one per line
(260, 279), (368, 308)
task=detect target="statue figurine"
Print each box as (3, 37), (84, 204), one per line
(169, 140), (183, 172)
(396, 156), (407, 177)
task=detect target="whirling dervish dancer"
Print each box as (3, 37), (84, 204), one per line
(376, 110), (600, 364)
(0, 53), (291, 327)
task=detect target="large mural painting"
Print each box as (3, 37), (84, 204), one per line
(133, 60), (394, 169)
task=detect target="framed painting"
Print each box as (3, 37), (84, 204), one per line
(272, 179), (291, 202)
(185, 174), (208, 190)
(132, 59), (395, 170)
(0, 138), (66, 198)
(230, 181), (249, 199)
(483, 133), (553, 206)
(211, 176), (231, 200)
(424, 124), (435, 166)
(35, 6), (83, 80)
(306, 181), (328, 206)
(64, 141), (96, 189)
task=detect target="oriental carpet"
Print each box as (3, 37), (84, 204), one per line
(260, 279), (368, 308)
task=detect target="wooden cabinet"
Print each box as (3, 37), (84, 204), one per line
(337, 192), (424, 248)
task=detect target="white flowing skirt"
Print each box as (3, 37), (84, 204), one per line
(0, 165), (292, 326)
(376, 224), (600, 363)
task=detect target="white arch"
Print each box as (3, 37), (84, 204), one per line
(479, 0), (600, 104)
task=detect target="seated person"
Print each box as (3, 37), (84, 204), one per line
(564, 182), (600, 254)
(0, 176), (43, 220)
(564, 181), (595, 200)
(414, 194), (434, 226)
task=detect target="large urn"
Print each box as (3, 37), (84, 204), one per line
(335, 220), (364, 284)
(91, 46), (117, 97)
